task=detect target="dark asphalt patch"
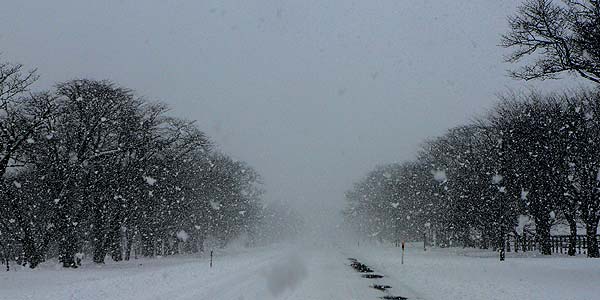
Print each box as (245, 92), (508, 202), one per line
(347, 258), (408, 299)
(361, 274), (384, 279)
(371, 284), (392, 291)
(350, 261), (374, 273)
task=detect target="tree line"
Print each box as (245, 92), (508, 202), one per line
(0, 59), (278, 269)
(344, 0), (600, 258)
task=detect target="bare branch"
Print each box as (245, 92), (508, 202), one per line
(501, 0), (600, 84)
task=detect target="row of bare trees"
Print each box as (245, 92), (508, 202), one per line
(345, 0), (600, 258)
(0, 59), (268, 269)
(345, 89), (600, 258)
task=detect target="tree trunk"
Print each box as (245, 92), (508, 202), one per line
(585, 217), (599, 258)
(124, 229), (134, 261)
(1, 244), (10, 272)
(535, 216), (552, 255)
(93, 244), (107, 263)
(55, 188), (80, 268)
(58, 228), (78, 268)
(461, 227), (471, 248)
(198, 233), (205, 253)
(140, 231), (155, 257)
(21, 233), (42, 268)
(19, 219), (43, 268)
(8, 193), (44, 268)
(92, 209), (107, 264)
(496, 226), (506, 252)
(480, 229), (489, 249)
(109, 223), (122, 262)
(567, 216), (577, 256)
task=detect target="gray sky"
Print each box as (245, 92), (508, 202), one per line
(0, 0), (577, 229)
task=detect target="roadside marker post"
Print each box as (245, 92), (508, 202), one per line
(210, 250), (213, 268)
(401, 241), (405, 265)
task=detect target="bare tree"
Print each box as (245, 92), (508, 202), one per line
(501, 0), (600, 84)
(0, 59), (38, 109)
(0, 59), (45, 177)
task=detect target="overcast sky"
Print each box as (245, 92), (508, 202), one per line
(0, 0), (578, 230)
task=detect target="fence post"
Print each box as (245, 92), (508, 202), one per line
(559, 236), (562, 253)
(210, 250), (213, 268)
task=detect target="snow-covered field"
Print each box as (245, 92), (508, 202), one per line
(2, 242), (600, 300)
(355, 243), (600, 300)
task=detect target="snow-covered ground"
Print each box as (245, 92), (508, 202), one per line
(2, 242), (600, 300)
(354, 242), (600, 300)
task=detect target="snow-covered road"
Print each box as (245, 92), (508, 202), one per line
(3, 242), (600, 300)
(0, 244), (397, 300)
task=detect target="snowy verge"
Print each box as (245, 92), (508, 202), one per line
(0, 244), (287, 300)
(354, 243), (600, 300)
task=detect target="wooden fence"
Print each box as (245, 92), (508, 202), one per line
(504, 234), (600, 255)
